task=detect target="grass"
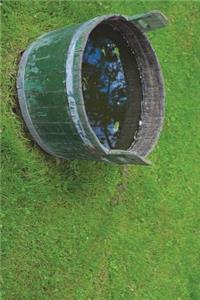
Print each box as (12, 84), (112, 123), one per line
(1, 0), (200, 299)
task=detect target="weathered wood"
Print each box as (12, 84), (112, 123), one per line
(17, 13), (167, 165)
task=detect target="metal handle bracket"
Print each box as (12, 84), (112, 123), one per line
(128, 10), (168, 32)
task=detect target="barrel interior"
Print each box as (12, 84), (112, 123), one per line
(82, 19), (143, 150)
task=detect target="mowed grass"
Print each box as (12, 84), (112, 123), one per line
(1, 0), (200, 299)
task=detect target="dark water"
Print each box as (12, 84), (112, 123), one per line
(82, 29), (129, 149)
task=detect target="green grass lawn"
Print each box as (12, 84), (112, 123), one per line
(1, 0), (200, 299)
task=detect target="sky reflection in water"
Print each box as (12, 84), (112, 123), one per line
(82, 35), (128, 149)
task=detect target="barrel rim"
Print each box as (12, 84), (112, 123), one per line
(66, 14), (164, 163)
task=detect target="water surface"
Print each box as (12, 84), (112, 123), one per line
(82, 28), (129, 149)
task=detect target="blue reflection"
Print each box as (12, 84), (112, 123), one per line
(83, 40), (102, 65)
(82, 36), (128, 149)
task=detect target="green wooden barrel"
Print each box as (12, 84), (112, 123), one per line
(17, 12), (167, 165)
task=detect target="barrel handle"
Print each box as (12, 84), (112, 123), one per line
(128, 10), (168, 32)
(106, 150), (151, 165)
